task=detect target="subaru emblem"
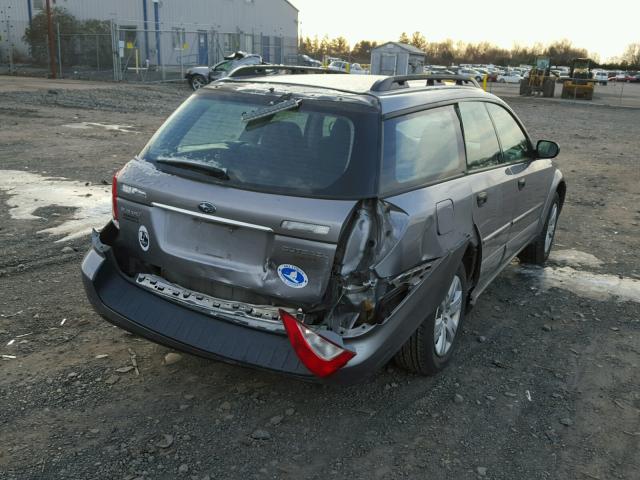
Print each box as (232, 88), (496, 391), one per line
(198, 202), (216, 214)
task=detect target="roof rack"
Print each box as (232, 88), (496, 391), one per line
(225, 64), (347, 79)
(370, 74), (481, 92)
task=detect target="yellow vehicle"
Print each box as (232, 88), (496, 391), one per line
(561, 58), (596, 100)
(520, 57), (556, 97)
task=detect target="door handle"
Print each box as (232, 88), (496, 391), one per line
(477, 191), (488, 207)
(518, 178), (526, 190)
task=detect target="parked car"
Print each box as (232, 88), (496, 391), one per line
(486, 69), (501, 82)
(457, 68), (484, 82)
(185, 52), (263, 90)
(298, 54), (323, 68)
(626, 72), (640, 83)
(611, 72), (628, 82)
(82, 73), (565, 383)
(593, 71), (608, 85)
(497, 71), (522, 83)
(328, 61), (367, 74)
(425, 67), (456, 76)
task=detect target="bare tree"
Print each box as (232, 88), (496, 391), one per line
(622, 43), (640, 67)
(297, 33), (617, 68)
(410, 32), (427, 51)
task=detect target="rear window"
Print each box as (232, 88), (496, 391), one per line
(141, 90), (379, 199)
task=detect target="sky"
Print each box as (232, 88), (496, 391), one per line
(289, 0), (639, 62)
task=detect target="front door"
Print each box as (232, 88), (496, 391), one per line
(485, 103), (556, 258)
(197, 31), (208, 65)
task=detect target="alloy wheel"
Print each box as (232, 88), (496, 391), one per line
(191, 77), (206, 90)
(434, 275), (463, 357)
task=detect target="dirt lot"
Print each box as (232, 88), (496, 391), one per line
(489, 80), (640, 108)
(0, 77), (639, 480)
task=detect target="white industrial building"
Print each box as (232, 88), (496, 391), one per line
(1, 0), (299, 69)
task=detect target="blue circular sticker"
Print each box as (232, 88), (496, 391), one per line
(138, 225), (150, 252)
(277, 264), (308, 289)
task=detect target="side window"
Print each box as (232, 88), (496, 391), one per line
(382, 105), (465, 191)
(486, 104), (531, 163)
(458, 101), (502, 170)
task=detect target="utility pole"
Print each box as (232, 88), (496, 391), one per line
(46, 0), (56, 78)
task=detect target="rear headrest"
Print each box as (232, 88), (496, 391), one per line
(259, 121), (303, 150)
(329, 118), (351, 142)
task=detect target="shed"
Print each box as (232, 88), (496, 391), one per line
(370, 42), (426, 76)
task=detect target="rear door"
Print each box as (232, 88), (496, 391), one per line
(485, 103), (556, 258)
(379, 104), (469, 272)
(458, 101), (514, 278)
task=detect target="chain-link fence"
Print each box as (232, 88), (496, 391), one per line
(0, 20), (297, 83)
(112, 26), (297, 82)
(0, 19), (115, 80)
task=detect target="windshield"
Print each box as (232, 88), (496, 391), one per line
(213, 60), (233, 72)
(140, 91), (380, 199)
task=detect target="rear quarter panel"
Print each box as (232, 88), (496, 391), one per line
(375, 175), (475, 278)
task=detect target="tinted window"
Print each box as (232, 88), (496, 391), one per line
(458, 102), (502, 170)
(141, 91), (378, 199)
(486, 104), (531, 162)
(382, 105), (465, 192)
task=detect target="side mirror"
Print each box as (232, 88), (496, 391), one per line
(536, 140), (560, 159)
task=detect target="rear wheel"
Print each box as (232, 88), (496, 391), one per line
(395, 264), (467, 375)
(189, 74), (208, 91)
(518, 193), (560, 265)
(543, 78), (555, 97)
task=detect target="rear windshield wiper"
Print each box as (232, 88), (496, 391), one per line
(155, 158), (229, 180)
(242, 98), (302, 123)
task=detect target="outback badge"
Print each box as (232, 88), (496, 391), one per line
(198, 202), (217, 214)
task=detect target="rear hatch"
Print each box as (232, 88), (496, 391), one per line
(114, 86), (379, 307)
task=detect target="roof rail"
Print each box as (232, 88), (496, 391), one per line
(225, 64), (347, 79)
(371, 74), (481, 92)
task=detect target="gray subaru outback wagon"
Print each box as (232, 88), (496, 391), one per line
(82, 72), (565, 383)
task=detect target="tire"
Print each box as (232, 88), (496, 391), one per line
(189, 74), (208, 91)
(518, 193), (560, 265)
(543, 78), (555, 97)
(395, 264), (468, 375)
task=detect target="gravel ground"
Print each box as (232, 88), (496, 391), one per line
(489, 81), (640, 108)
(0, 77), (639, 480)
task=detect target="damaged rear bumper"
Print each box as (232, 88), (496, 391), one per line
(81, 225), (466, 384)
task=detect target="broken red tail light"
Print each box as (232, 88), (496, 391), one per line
(279, 309), (356, 378)
(112, 171), (120, 228)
